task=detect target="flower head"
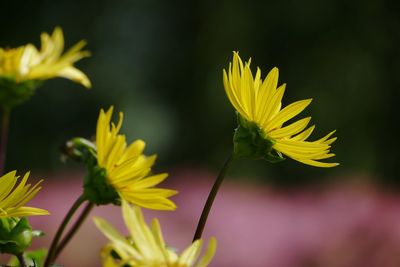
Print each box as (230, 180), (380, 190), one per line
(0, 171), (49, 218)
(0, 27), (91, 108)
(85, 106), (177, 210)
(94, 201), (217, 267)
(223, 52), (338, 167)
(0, 26), (91, 87)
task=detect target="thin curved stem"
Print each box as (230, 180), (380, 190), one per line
(55, 201), (95, 258)
(0, 108), (10, 175)
(193, 153), (234, 242)
(44, 194), (86, 267)
(16, 253), (28, 267)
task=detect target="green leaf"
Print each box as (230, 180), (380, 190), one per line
(8, 248), (47, 267)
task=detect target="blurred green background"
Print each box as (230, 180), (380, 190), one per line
(1, 0), (399, 186)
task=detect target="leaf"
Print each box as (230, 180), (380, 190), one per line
(8, 248), (47, 267)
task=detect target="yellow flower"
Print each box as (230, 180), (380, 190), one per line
(223, 52), (338, 167)
(0, 171), (49, 218)
(95, 107), (177, 210)
(94, 201), (217, 267)
(0, 26), (91, 88)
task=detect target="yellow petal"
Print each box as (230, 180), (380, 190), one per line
(178, 240), (202, 266)
(223, 69), (248, 119)
(120, 192), (177, 211)
(264, 99), (312, 132)
(61, 40), (88, 61)
(259, 84), (286, 127)
(268, 117), (311, 139)
(57, 66), (91, 88)
(3, 207), (49, 217)
(196, 237), (217, 267)
(121, 140), (146, 160)
(297, 159), (339, 168)
(94, 216), (141, 259)
(0, 170), (18, 202)
(255, 67), (279, 122)
(151, 219), (172, 263)
(131, 173), (169, 189)
(292, 125), (315, 141)
(317, 130), (337, 143)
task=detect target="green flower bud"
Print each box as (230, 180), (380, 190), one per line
(233, 113), (285, 163)
(61, 137), (96, 164)
(0, 77), (42, 109)
(0, 217), (33, 255)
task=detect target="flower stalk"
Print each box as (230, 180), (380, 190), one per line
(44, 194), (86, 267)
(55, 202), (95, 258)
(16, 253), (28, 267)
(0, 107), (10, 175)
(193, 153), (234, 242)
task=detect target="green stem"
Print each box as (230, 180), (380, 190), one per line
(16, 253), (28, 267)
(44, 194), (86, 267)
(55, 202), (95, 258)
(0, 108), (10, 175)
(193, 153), (234, 242)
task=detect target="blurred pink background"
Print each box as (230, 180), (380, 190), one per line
(4, 168), (400, 267)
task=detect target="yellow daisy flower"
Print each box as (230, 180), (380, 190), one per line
(0, 26), (91, 88)
(95, 107), (177, 210)
(94, 201), (217, 267)
(0, 171), (49, 218)
(223, 52), (338, 167)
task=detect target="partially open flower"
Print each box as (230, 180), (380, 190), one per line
(223, 52), (338, 167)
(0, 27), (91, 108)
(94, 201), (217, 267)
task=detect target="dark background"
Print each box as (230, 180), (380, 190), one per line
(1, 0), (400, 186)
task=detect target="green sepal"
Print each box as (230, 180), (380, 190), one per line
(0, 77), (42, 109)
(8, 248), (47, 267)
(233, 113), (285, 163)
(0, 217), (33, 255)
(83, 158), (120, 206)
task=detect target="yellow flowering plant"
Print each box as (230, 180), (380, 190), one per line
(44, 107), (178, 267)
(193, 52), (338, 241)
(0, 26), (90, 266)
(0, 26), (91, 200)
(58, 107), (177, 209)
(0, 24), (338, 267)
